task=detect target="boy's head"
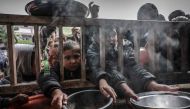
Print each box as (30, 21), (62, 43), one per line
(168, 10), (185, 21)
(48, 47), (58, 68)
(71, 27), (80, 38)
(40, 26), (56, 50)
(104, 27), (117, 45)
(62, 40), (81, 71)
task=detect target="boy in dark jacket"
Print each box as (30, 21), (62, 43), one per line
(38, 40), (81, 109)
(86, 27), (179, 103)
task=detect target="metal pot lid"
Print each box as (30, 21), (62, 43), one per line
(130, 91), (190, 109)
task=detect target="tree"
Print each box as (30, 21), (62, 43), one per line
(0, 25), (7, 43)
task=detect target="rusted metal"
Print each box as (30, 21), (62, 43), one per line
(81, 26), (87, 81)
(59, 26), (64, 81)
(7, 24), (17, 85)
(34, 25), (41, 80)
(0, 14), (190, 95)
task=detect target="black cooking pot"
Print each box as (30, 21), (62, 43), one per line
(64, 89), (113, 109)
(130, 91), (190, 109)
(25, 0), (89, 17)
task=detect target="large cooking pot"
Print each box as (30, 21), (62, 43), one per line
(25, 0), (89, 17)
(64, 89), (113, 109)
(130, 91), (190, 109)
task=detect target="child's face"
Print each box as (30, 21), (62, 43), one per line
(48, 48), (58, 68)
(63, 47), (81, 71)
(105, 29), (118, 45)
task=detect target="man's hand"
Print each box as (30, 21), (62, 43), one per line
(51, 89), (68, 109)
(147, 81), (179, 91)
(120, 83), (139, 102)
(99, 79), (117, 103)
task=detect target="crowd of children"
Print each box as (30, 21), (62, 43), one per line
(1, 1), (189, 109)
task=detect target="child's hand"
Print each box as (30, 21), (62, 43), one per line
(51, 89), (68, 109)
(9, 94), (29, 106)
(120, 83), (139, 101)
(99, 79), (117, 103)
(147, 81), (179, 91)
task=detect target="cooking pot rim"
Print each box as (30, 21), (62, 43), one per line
(25, 0), (89, 17)
(130, 91), (190, 109)
(65, 89), (113, 109)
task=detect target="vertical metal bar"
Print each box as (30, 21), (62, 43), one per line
(133, 30), (139, 62)
(100, 28), (105, 71)
(7, 24), (17, 85)
(81, 26), (86, 81)
(134, 22), (140, 63)
(180, 22), (188, 73)
(116, 27), (124, 74)
(34, 25), (41, 80)
(147, 28), (156, 73)
(167, 25), (173, 73)
(152, 29), (156, 73)
(59, 26), (64, 81)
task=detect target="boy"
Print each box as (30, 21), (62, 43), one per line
(38, 40), (81, 109)
(87, 27), (179, 103)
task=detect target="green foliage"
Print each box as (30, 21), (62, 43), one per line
(0, 25), (7, 43)
(42, 60), (50, 74)
(17, 40), (33, 44)
(63, 27), (72, 36)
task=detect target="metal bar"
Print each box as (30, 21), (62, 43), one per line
(59, 26), (64, 81)
(7, 24), (17, 85)
(100, 28), (105, 70)
(81, 26), (86, 81)
(116, 27), (124, 73)
(34, 25), (41, 80)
